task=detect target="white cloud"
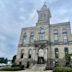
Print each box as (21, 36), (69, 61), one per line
(57, 8), (67, 15)
(19, 7), (25, 12)
(0, 35), (6, 42)
(0, 0), (5, 9)
(19, 15), (25, 20)
(46, 0), (59, 4)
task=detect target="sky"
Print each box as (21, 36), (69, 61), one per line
(0, 0), (72, 60)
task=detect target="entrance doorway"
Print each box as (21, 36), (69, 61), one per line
(37, 48), (45, 64)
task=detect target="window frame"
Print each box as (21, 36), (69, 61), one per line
(20, 49), (24, 59)
(54, 29), (58, 44)
(29, 32), (34, 45)
(64, 47), (69, 56)
(39, 28), (45, 40)
(62, 31), (68, 44)
(55, 48), (59, 58)
(22, 32), (27, 46)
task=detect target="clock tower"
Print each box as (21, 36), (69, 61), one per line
(36, 3), (51, 25)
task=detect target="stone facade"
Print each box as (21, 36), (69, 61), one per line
(16, 3), (72, 69)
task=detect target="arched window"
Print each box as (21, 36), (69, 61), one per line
(39, 28), (45, 40)
(19, 61), (22, 65)
(54, 29), (58, 44)
(64, 47), (69, 55)
(55, 48), (59, 58)
(30, 32), (34, 45)
(20, 49), (24, 59)
(29, 49), (32, 55)
(28, 48), (32, 58)
(22, 32), (27, 46)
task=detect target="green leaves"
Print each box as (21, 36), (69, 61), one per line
(12, 55), (16, 64)
(0, 58), (8, 64)
(54, 67), (72, 72)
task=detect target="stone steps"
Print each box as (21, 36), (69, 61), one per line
(23, 70), (52, 72)
(29, 64), (46, 71)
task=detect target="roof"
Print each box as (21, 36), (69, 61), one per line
(51, 22), (70, 27)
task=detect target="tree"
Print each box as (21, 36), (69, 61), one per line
(65, 54), (71, 62)
(12, 55), (16, 64)
(4, 58), (8, 64)
(65, 54), (72, 67)
(0, 57), (8, 64)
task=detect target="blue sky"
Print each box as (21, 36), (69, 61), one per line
(0, 0), (72, 60)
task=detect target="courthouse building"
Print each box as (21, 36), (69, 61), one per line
(16, 3), (72, 68)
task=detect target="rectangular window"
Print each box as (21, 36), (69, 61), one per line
(54, 33), (58, 44)
(39, 28), (45, 40)
(30, 36), (34, 45)
(23, 37), (26, 46)
(30, 32), (34, 45)
(54, 30), (58, 44)
(63, 32), (68, 44)
(39, 34), (45, 40)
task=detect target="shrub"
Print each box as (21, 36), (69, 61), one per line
(45, 66), (53, 70)
(53, 67), (72, 72)
(11, 64), (21, 67)
(0, 67), (22, 71)
(0, 64), (25, 71)
(11, 64), (24, 70)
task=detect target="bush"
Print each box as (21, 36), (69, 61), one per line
(0, 64), (24, 71)
(53, 67), (72, 72)
(11, 64), (24, 70)
(45, 66), (53, 70)
(11, 64), (21, 67)
(0, 67), (22, 71)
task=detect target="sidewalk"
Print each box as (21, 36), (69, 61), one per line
(0, 70), (53, 72)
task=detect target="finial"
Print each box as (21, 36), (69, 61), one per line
(44, 1), (47, 5)
(44, 1), (47, 6)
(43, 1), (48, 8)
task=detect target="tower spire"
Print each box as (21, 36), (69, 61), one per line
(36, 2), (51, 25)
(40, 2), (48, 11)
